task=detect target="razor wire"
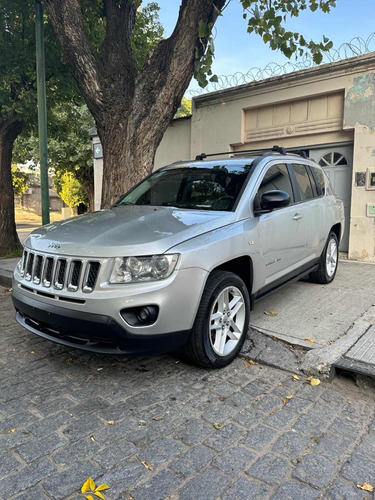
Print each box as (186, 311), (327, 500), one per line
(187, 32), (375, 97)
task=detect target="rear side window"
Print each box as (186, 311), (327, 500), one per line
(254, 163), (294, 210)
(311, 166), (325, 197)
(292, 164), (314, 202)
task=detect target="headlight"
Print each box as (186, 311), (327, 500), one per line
(109, 254), (179, 284)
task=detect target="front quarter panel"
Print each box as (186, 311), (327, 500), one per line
(167, 219), (261, 290)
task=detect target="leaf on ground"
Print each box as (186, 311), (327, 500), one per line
(304, 338), (315, 343)
(264, 310), (278, 317)
(85, 495), (94, 500)
(141, 461), (154, 471)
(282, 395), (293, 404)
(249, 359), (258, 365)
(152, 416), (164, 421)
(90, 435), (95, 442)
(107, 420), (115, 425)
(305, 376), (312, 382)
(243, 362), (250, 368)
(7, 428), (15, 434)
(357, 482), (373, 492)
(65, 357), (73, 362)
(95, 484), (110, 492)
(93, 492), (105, 500)
(81, 477), (95, 493)
(30, 351), (35, 354)
(213, 422), (224, 429)
(292, 374), (300, 380)
(310, 378), (321, 386)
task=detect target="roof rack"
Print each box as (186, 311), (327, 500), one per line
(195, 145), (310, 161)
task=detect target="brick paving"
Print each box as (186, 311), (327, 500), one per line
(0, 286), (375, 500)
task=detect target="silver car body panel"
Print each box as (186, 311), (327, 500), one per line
(13, 154), (345, 342)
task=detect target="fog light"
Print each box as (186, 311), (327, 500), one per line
(120, 305), (159, 326)
(137, 306), (158, 324)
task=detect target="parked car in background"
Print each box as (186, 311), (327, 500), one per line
(12, 146), (344, 368)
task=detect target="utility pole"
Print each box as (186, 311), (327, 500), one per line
(35, 0), (50, 225)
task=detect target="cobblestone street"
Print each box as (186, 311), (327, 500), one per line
(1, 285), (375, 500)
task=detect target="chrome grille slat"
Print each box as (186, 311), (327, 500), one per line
(33, 255), (43, 284)
(82, 261), (100, 293)
(25, 253), (34, 281)
(20, 251), (100, 293)
(54, 259), (67, 290)
(67, 261), (82, 292)
(20, 250), (28, 277)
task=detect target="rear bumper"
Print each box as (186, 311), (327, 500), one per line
(12, 291), (190, 355)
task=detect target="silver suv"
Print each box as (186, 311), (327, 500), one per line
(12, 146), (344, 368)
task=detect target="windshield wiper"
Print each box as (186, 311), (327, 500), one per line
(161, 202), (213, 210)
(113, 201), (134, 207)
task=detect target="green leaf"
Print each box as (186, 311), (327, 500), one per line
(198, 20), (209, 38)
(313, 52), (323, 64)
(209, 75), (219, 83)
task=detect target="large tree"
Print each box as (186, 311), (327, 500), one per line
(43, 0), (335, 208)
(0, 0), (164, 256)
(0, 0), (76, 256)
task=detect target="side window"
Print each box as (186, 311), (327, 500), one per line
(306, 166), (318, 197)
(255, 163), (294, 209)
(311, 166), (325, 197)
(292, 164), (314, 202)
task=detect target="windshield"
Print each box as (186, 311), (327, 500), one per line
(114, 164), (252, 211)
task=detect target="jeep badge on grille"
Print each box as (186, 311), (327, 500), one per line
(48, 242), (62, 249)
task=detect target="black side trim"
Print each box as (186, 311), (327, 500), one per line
(253, 259), (319, 303)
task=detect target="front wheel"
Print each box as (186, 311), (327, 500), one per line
(183, 271), (250, 368)
(310, 232), (339, 284)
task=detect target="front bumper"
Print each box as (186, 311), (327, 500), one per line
(12, 291), (190, 355)
(12, 265), (208, 355)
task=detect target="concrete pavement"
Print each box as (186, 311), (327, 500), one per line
(0, 286), (375, 499)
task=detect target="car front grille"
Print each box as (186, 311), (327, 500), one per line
(20, 250), (101, 293)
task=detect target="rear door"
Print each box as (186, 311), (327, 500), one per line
(289, 163), (323, 265)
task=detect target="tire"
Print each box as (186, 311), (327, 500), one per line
(310, 231), (339, 284)
(183, 271), (250, 368)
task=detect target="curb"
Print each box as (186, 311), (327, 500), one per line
(0, 272), (12, 288)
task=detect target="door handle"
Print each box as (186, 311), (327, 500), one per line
(293, 213), (303, 221)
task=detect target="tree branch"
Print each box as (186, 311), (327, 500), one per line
(131, 0), (226, 141)
(102, 0), (137, 77)
(42, 0), (104, 119)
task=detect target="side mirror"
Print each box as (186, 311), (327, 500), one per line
(255, 190), (290, 214)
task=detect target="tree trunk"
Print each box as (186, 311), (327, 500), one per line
(0, 118), (23, 257)
(98, 114), (160, 207)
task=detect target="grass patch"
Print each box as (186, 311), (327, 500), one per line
(2, 249), (23, 259)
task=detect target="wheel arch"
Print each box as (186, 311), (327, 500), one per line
(330, 222), (341, 242)
(211, 256), (253, 307)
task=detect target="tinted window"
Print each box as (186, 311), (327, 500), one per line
(115, 164), (252, 211)
(255, 164), (294, 209)
(292, 164), (314, 201)
(311, 166), (325, 197)
(306, 166), (317, 197)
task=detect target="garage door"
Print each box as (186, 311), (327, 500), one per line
(309, 145), (353, 252)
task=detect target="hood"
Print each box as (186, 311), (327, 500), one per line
(25, 205), (236, 257)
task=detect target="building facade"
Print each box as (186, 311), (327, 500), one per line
(92, 52), (375, 261)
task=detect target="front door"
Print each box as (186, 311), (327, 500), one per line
(309, 146), (353, 251)
(253, 162), (305, 291)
